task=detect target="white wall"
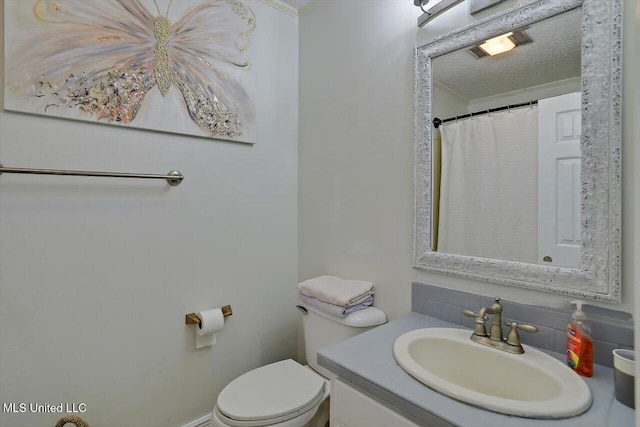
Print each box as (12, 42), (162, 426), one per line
(0, 2), (298, 427)
(433, 83), (468, 119)
(299, 0), (637, 318)
(299, 0), (418, 320)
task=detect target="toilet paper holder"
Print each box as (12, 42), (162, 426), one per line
(186, 305), (233, 326)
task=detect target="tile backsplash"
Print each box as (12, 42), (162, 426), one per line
(412, 282), (634, 368)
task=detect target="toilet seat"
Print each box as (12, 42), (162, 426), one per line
(215, 359), (327, 427)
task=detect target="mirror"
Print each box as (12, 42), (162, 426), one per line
(413, 0), (622, 302)
(431, 8), (581, 267)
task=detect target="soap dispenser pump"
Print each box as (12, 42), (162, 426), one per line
(567, 300), (593, 377)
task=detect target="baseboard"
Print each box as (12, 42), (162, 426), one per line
(181, 413), (211, 427)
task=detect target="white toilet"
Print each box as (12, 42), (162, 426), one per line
(210, 300), (387, 427)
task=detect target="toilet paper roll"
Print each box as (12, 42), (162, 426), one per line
(195, 308), (224, 349)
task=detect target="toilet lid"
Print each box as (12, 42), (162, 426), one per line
(217, 359), (326, 424)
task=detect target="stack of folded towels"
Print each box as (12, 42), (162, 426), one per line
(297, 275), (375, 318)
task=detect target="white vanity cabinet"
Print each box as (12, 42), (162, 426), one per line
(330, 379), (423, 427)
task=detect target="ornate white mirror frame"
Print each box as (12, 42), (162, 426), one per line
(413, 0), (622, 302)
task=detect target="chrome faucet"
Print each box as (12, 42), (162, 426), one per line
(462, 297), (538, 354)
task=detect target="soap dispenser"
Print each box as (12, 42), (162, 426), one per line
(567, 300), (593, 377)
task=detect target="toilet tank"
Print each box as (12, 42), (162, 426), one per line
(297, 302), (387, 379)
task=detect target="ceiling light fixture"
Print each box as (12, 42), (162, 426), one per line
(478, 32), (516, 56)
(414, 0), (431, 13)
(468, 29), (533, 58)
(415, 0), (465, 28)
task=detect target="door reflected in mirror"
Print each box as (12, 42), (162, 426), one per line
(430, 8), (581, 268)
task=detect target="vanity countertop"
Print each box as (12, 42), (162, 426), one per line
(317, 312), (635, 427)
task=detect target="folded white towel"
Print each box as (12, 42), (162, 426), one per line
(297, 275), (375, 307)
(298, 292), (373, 318)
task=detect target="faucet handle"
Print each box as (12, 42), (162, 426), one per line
(463, 309), (488, 320)
(504, 321), (538, 347)
(463, 309), (479, 318)
(463, 309), (489, 337)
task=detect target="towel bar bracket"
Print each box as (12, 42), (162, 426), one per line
(166, 170), (184, 186)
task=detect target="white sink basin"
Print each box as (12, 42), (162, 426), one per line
(393, 328), (591, 419)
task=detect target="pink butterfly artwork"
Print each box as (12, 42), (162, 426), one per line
(4, 0), (256, 142)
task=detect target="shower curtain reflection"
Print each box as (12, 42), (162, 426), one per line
(436, 107), (538, 263)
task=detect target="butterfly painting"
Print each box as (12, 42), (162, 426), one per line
(4, 0), (256, 143)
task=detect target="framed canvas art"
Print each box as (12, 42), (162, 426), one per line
(4, 0), (256, 143)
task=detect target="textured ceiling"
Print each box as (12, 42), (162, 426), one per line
(433, 8), (581, 102)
